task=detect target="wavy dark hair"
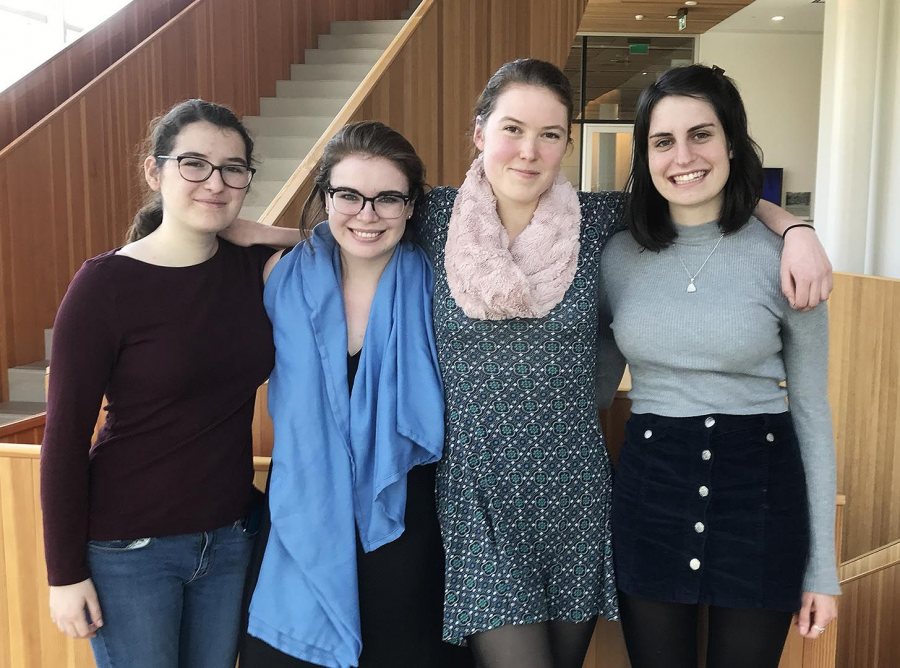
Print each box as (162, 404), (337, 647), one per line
(300, 121), (427, 241)
(625, 64), (763, 251)
(127, 99), (255, 243)
(473, 58), (575, 142)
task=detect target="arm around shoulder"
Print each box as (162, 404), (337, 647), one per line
(753, 200), (833, 310)
(219, 217), (303, 249)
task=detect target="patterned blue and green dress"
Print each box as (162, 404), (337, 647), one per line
(414, 187), (624, 645)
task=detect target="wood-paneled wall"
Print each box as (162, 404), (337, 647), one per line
(837, 542), (900, 667)
(0, 0), (410, 400)
(0, 0), (194, 152)
(0, 444), (95, 668)
(828, 273), (900, 561)
(436, 0), (589, 187)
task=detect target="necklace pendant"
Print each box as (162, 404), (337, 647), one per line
(686, 280), (697, 293)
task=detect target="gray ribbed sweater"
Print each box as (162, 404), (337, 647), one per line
(597, 217), (840, 595)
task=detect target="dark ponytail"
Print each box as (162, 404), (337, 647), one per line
(129, 196), (164, 242)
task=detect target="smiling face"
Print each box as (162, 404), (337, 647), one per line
(325, 154), (411, 266)
(647, 94), (731, 226)
(144, 120), (249, 236)
(473, 84), (569, 213)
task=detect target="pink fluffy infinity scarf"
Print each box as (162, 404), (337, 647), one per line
(444, 156), (582, 320)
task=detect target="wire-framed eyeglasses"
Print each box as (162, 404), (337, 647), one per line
(326, 186), (411, 219)
(156, 155), (256, 189)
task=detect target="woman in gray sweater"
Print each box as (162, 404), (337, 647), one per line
(598, 65), (839, 668)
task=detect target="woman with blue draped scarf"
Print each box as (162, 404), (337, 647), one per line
(239, 122), (473, 668)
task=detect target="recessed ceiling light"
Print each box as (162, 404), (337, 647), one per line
(771, 15), (785, 21)
(684, 1), (698, 6)
(667, 15), (678, 19)
(642, 72), (648, 75)
(635, 14), (644, 20)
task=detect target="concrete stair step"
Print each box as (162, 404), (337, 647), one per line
(330, 20), (407, 35)
(259, 97), (346, 117)
(235, 17), (407, 224)
(238, 205), (269, 222)
(0, 401), (47, 427)
(317, 33), (394, 50)
(243, 115), (332, 137)
(275, 79), (360, 98)
(304, 48), (383, 65)
(8, 361), (48, 403)
(244, 180), (287, 207)
(254, 136), (318, 160)
(254, 158), (303, 182)
(289, 63), (371, 81)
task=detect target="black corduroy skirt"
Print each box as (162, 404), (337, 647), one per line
(611, 412), (809, 612)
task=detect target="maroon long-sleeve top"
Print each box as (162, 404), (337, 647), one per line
(41, 241), (275, 585)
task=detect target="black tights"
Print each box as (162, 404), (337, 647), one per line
(468, 617), (597, 668)
(618, 592), (792, 668)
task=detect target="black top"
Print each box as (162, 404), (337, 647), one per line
(41, 241), (274, 585)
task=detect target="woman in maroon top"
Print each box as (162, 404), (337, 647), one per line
(41, 100), (281, 668)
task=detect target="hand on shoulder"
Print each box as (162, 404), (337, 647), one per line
(780, 226), (833, 311)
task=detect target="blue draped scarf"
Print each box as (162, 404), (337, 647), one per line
(247, 224), (444, 668)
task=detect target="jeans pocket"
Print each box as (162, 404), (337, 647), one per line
(88, 538), (153, 551)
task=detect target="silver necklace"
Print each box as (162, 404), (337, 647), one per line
(678, 234), (724, 293)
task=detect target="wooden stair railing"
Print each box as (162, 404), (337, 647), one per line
(0, 0), (194, 151)
(0, 412), (46, 444)
(0, 0), (412, 403)
(835, 540), (900, 667)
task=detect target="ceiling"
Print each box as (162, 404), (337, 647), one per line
(578, 0), (825, 36)
(570, 1), (826, 117)
(712, 0), (826, 33)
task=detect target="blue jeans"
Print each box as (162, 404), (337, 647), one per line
(88, 520), (255, 668)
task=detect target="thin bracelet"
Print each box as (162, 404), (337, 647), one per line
(782, 223), (816, 239)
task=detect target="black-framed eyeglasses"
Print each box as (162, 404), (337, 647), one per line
(156, 155), (256, 189)
(326, 186), (411, 219)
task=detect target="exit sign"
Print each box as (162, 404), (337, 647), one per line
(678, 8), (688, 31)
(628, 43), (649, 55)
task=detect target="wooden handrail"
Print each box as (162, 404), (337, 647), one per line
(840, 539), (900, 584)
(0, 0), (205, 160)
(0, 444), (268, 467)
(0, 412), (46, 438)
(0, 0), (194, 151)
(259, 0), (436, 228)
(0, 442), (40, 458)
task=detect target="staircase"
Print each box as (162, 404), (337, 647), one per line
(239, 18), (409, 221)
(1, 329), (51, 426)
(2, 9), (420, 426)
